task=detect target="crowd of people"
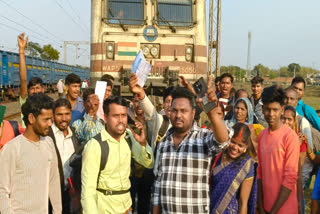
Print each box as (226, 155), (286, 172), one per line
(0, 33), (320, 214)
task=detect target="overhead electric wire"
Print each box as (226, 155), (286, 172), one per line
(53, 0), (88, 33)
(0, 0), (64, 43)
(0, 15), (61, 47)
(65, 0), (90, 32)
(0, 21), (48, 44)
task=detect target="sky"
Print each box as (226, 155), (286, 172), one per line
(0, 0), (319, 70)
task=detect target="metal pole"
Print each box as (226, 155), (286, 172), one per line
(64, 41), (67, 64)
(215, 0), (221, 77)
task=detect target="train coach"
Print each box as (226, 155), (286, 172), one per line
(0, 50), (90, 93)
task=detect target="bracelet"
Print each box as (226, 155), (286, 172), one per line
(308, 151), (313, 155)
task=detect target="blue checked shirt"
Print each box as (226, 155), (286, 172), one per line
(72, 113), (104, 144)
(153, 123), (233, 214)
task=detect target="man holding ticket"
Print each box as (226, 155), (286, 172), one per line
(72, 88), (104, 144)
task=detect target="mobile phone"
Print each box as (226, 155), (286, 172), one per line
(192, 77), (217, 113)
(0, 105), (6, 124)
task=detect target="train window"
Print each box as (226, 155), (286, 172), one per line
(106, 0), (144, 25)
(157, 0), (193, 27)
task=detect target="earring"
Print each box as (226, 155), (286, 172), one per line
(243, 148), (247, 153)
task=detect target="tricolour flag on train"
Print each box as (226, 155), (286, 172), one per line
(117, 42), (137, 56)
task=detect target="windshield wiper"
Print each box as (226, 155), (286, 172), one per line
(108, 7), (128, 31)
(157, 12), (176, 33)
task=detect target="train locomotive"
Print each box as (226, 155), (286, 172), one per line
(91, 0), (208, 97)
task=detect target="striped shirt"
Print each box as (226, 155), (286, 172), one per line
(72, 113), (104, 144)
(0, 135), (62, 214)
(153, 123), (232, 213)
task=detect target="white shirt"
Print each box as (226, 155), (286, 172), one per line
(57, 80), (64, 93)
(52, 123), (75, 188)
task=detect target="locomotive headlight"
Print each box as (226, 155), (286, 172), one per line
(107, 52), (114, 59)
(106, 42), (114, 59)
(107, 44), (114, 51)
(151, 47), (158, 57)
(186, 54), (192, 61)
(185, 45), (193, 62)
(143, 47), (150, 56)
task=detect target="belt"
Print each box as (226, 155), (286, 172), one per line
(96, 188), (130, 195)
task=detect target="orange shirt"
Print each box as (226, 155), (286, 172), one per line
(0, 120), (25, 150)
(257, 124), (300, 214)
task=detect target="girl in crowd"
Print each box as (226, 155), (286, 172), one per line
(281, 105), (307, 214)
(225, 97), (264, 158)
(210, 123), (257, 214)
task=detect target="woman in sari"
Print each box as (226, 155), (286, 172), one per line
(210, 123), (257, 214)
(225, 97), (264, 159)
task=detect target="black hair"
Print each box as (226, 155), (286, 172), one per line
(105, 79), (113, 88)
(291, 76), (306, 88)
(230, 87), (236, 95)
(250, 76), (264, 85)
(103, 96), (128, 115)
(214, 76), (221, 83)
(284, 105), (296, 117)
(235, 89), (249, 101)
(52, 98), (71, 113)
(220, 73), (234, 83)
(82, 88), (95, 102)
(231, 123), (256, 158)
(101, 74), (115, 82)
(163, 86), (175, 102)
(27, 77), (43, 89)
(65, 73), (81, 85)
(21, 93), (53, 126)
(261, 85), (286, 106)
(284, 87), (298, 98)
(171, 87), (196, 109)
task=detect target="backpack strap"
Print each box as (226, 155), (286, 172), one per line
(93, 133), (109, 186)
(48, 127), (64, 190)
(8, 120), (19, 137)
(94, 131), (133, 187)
(69, 126), (82, 154)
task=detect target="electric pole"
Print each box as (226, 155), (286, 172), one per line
(208, 0), (222, 78)
(64, 41), (89, 64)
(247, 31), (252, 79)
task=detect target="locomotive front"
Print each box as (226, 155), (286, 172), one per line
(91, 0), (207, 91)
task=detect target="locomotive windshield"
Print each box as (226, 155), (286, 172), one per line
(107, 0), (144, 25)
(157, 0), (193, 27)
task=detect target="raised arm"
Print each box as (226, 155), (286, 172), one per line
(18, 33), (28, 100)
(127, 123), (154, 169)
(179, 76), (196, 96)
(205, 82), (229, 143)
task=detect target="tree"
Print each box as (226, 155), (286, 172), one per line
(252, 64), (270, 77)
(288, 63), (301, 77)
(27, 42), (43, 57)
(26, 41), (60, 61)
(41, 44), (60, 61)
(269, 71), (277, 79)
